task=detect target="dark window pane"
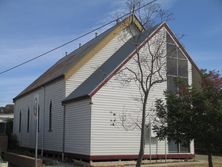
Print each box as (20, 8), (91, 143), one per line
(178, 59), (188, 77)
(167, 76), (177, 93)
(178, 50), (186, 60)
(168, 139), (179, 153)
(167, 44), (177, 58)
(180, 143), (190, 153)
(166, 33), (175, 44)
(167, 58), (177, 76)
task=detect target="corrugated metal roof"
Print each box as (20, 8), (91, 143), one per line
(62, 26), (158, 104)
(14, 23), (119, 100)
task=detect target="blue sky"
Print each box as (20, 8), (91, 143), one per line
(0, 0), (222, 106)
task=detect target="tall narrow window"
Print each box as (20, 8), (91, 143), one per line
(167, 33), (190, 153)
(27, 108), (30, 132)
(19, 110), (22, 133)
(38, 105), (40, 132)
(166, 33), (188, 93)
(49, 101), (52, 131)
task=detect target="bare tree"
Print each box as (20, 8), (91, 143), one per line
(111, 1), (172, 166)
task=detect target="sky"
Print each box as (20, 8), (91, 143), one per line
(0, 0), (222, 106)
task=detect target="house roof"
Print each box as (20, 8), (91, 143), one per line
(62, 24), (161, 104)
(14, 15), (144, 101)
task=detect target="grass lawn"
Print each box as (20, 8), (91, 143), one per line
(148, 154), (222, 167)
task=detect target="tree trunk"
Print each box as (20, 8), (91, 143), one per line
(136, 127), (145, 167)
(136, 94), (148, 167)
(207, 151), (213, 167)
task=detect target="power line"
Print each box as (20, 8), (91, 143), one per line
(0, 0), (157, 76)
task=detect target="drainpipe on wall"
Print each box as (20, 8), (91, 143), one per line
(62, 105), (66, 161)
(41, 86), (45, 157)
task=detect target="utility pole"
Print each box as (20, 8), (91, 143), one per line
(34, 95), (39, 167)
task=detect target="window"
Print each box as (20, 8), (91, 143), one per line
(166, 33), (188, 93)
(27, 108), (30, 132)
(178, 59), (188, 77)
(180, 143), (190, 153)
(168, 139), (179, 153)
(167, 44), (177, 58)
(167, 58), (177, 76)
(168, 139), (190, 153)
(38, 105), (40, 132)
(19, 110), (22, 133)
(49, 101), (52, 131)
(167, 76), (177, 92)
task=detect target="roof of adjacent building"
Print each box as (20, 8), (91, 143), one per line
(62, 25), (160, 104)
(14, 15), (144, 101)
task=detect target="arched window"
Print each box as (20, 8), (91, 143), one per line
(27, 108), (30, 132)
(49, 101), (52, 131)
(19, 110), (22, 133)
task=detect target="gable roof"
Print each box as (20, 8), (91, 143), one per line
(62, 24), (162, 104)
(14, 15), (144, 101)
(63, 22), (202, 104)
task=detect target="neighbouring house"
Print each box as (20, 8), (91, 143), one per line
(13, 15), (201, 162)
(0, 104), (14, 153)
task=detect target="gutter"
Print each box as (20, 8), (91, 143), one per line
(62, 95), (90, 105)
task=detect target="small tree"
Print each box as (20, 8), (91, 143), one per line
(154, 70), (222, 167)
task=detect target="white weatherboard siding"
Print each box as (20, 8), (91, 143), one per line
(91, 71), (167, 155)
(65, 25), (139, 96)
(13, 79), (65, 152)
(91, 29), (168, 155)
(13, 88), (44, 148)
(64, 99), (91, 155)
(43, 79), (65, 152)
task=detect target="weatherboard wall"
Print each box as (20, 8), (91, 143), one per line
(13, 79), (65, 152)
(64, 98), (91, 155)
(90, 28), (168, 155)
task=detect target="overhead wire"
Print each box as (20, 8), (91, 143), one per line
(0, 0), (157, 76)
